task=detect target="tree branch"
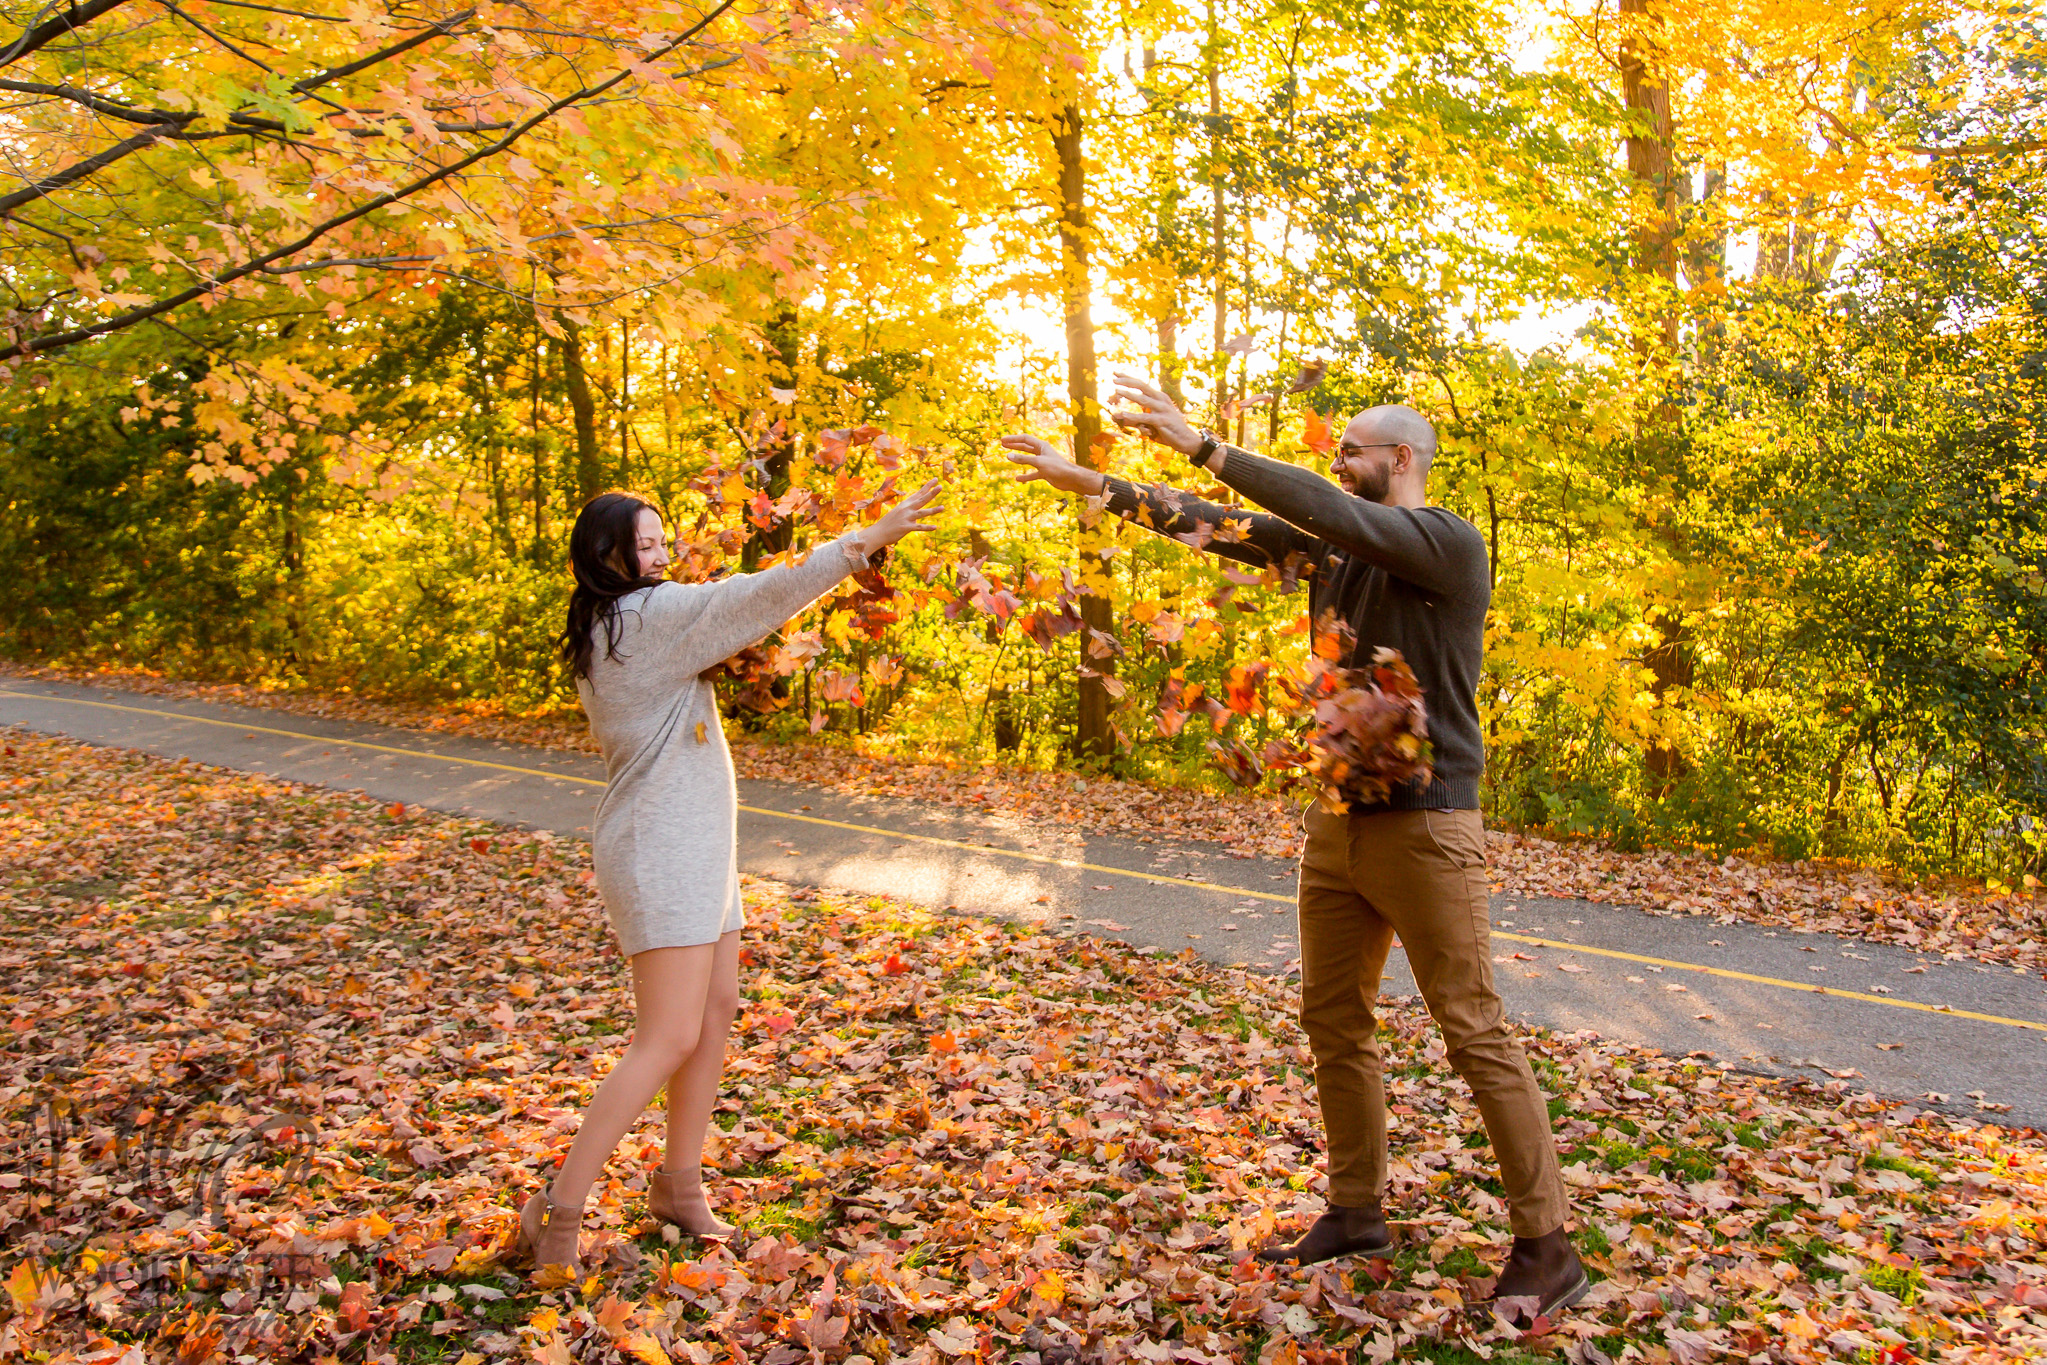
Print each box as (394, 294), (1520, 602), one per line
(0, 0), (133, 69)
(0, 9), (744, 361)
(0, 120), (191, 216)
(157, 0), (279, 74)
(1905, 139), (2046, 157)
(0, 76), (190, 122)
(290, 7), (474, 94)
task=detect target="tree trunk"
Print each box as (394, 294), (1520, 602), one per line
(1620, 0), (1678, 352)
(1054, 100), (1116, 764)
(1686, 163), (1727, 291)
(529, 312), (548, 564)
(1643, 609), (1694, 797)
(1620, 0), (1692, 792)
(1142, 46), (1187, 410)
(1206, 2), (1228, 428)
(277, 473), (305, 668)
(470, 339), (516, 561)
(618, 323), (632, 480)
(556, 315), (605, 506)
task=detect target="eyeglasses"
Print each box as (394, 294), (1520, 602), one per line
(1335, 442), (1401, 460)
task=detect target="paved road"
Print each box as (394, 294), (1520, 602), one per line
(5, 677), (2045, 1129)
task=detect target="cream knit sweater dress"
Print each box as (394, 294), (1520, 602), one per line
(576, 532), (870, 957)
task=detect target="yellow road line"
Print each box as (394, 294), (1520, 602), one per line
(0, 692), (602, 785)
(1479, 933), (2047, 1032)
(6, 688), (2044, 1034)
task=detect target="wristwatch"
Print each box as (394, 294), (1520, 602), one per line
(1190, 429), (1222, 470)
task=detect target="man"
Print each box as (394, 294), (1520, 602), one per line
(999, 374), (1586, 1324)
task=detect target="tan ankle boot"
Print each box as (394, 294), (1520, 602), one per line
(648, 1169), (735, 1238)
(516, 1188), (584, 1276)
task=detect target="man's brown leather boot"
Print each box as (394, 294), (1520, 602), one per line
(1255, 1202), (1397, 1266)
(1488, 1227), (1589, 1326)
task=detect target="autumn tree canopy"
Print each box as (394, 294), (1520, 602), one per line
(2, 0), (2042, 881)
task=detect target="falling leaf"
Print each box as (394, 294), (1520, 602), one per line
(1302, 409), (1333, 455)
(1285, 357), (1329, 393)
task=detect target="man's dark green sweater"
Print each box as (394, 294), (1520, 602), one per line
(1104, 444), (1490, 813)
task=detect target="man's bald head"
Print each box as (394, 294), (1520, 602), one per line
(1349, 404), (1437, 470)
(1331, 404), (1438, 507)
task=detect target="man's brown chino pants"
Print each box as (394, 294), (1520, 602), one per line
(1296, 805), (1569, 1237)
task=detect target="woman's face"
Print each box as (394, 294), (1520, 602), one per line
(630, 507), (671, 579)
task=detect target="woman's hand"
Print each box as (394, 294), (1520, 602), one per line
(1000, 435), (1107, 496)
(861, 479), (945, 552)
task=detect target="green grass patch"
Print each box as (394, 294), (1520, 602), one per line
(1866, 1262), (1923, 1304)
(1865, 1152), (1938, 1184)
(744, 1197), (829, 1241)
(1661, 1147), (1718, 1182)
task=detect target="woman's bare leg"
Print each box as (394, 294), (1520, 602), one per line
(548, 942), (717, 1210)
(661, 929), (742, 1234)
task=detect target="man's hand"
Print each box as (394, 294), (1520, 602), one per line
(1000, 435), (1107, 496)
(1109, 371), (1204, 456)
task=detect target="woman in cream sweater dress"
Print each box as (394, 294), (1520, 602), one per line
(518, 480), (941, 1274)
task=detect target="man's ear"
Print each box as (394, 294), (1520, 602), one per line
(1393, 443), (1415, 474)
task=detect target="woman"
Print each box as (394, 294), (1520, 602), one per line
(518, 480), (943, 1274)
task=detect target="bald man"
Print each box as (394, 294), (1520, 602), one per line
(1001, 373), (1585, 1326)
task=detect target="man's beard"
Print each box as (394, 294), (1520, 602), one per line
(1349, 463), (1392, 504)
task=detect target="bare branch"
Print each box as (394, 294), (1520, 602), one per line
(1905, 139), (2046, 157)
(189, 0), (348, 21)
(156, 0), (279, 74)
(0, 76), (189, 122)
(1, 0), (134, 69)
(331, 115), (515, 137)
(290, 7), (474, 94)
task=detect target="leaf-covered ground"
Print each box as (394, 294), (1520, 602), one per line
(4, 730), (2046, 1364)
(7, 661), (2044, 978)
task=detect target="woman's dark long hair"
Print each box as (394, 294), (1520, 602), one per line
(558, 491), (665, 681)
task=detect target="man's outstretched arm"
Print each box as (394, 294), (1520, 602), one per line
(1107, 373), (1487, 602)
(999, 435), (1314, 570)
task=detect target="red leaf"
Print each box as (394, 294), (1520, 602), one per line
(1302, 409), (1332, 455)
(338, 1280), (371, 1333)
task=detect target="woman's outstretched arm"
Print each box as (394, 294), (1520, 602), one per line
(636, 481), (942, 681)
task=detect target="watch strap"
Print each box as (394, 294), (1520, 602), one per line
(1191, 430), (1221, 469)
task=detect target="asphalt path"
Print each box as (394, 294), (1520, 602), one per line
(6, 677), (2046, 1129)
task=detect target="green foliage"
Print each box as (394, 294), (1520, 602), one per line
(0, 370), (297, 673)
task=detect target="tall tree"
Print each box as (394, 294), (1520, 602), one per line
(1053, 100), (1117, 761)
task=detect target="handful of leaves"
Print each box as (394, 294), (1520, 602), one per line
(1209, 613), (1434, 813)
